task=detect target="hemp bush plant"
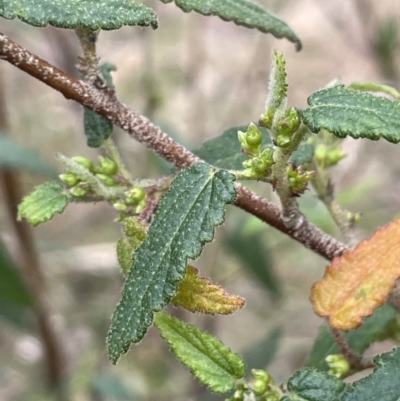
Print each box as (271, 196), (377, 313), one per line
(2, 1), (400, 400)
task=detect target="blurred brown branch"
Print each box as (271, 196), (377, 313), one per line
(0, 31), (347, 261)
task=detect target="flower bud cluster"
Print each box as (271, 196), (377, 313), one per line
(325, 354), (351, 378)
(314, 144), (345, 168)
(287, 164), (315, 195)
(238, 123), (274, 179)
(226, 369), (282, 401)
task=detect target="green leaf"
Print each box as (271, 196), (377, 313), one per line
(193, 125), (272, 170)
(302, 86), (400, 144)
(84, 107), (113, 148)
(18, 181), (69, 227)
(107, 163), (236, 363)
(291, 142), (315, 166)
(224, 221), (281, 299)
(306, 304), (397, 371)
(159, 0), (301, 50)
(154, 312), (245, 394)
(1, 0), (158, 30)
(100, 63), (117, 90)
(346, 348), (400, 401)
(282, 368), (352, 401)
(0, 134), (56, 177)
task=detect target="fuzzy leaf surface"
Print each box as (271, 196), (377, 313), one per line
(302, 86), (400, 143)
(172, 266), (245, 314)
(83, 108), (113, 148)
(0, 134), (56, 177)
(107, 163), (236, 363)
(311, 218), (400, 331)
(291, 142), (315, 166)
(17, 181), (68, 227)
(306, 304), (397, 371)
(154, 312), (245, 394)
(346, 348), (400, 401)
(193, 125), (272, 170)
(159, 0), (301, 50)
(0, 0), (158, 30)
(282, 368), (352, 401)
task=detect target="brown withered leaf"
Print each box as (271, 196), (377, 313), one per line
(172, 266), (245, 315)
(311, 218), (400, 331)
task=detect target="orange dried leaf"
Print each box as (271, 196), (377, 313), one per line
(311, 218), (400, 331)
(172, 266), (245, 315)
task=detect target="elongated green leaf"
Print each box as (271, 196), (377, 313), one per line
(159, 0), (301, 50)
(154, 312), (245, 394)
(282, 368), (352, 401)
(107, 163), (236, 363)
(193, 125), (272, 170)
(302, 86), (400, 144)
(347, 348), (400, 401)
(18, 181), (69, 226)
(306, 305), (397, 371)
(0, 134), (56, 177)
(0, 0), (158, 30)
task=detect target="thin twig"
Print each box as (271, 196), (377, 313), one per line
(0, 63), (67, 396)
(0, 32), (348, 261)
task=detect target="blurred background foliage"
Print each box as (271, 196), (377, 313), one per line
(1, 0), (400, 400)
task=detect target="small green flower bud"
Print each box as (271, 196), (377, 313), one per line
(96, 173), (116, 186)
(251, 369), (271, 384)
(135, 199), (147, 214)
(72, 156), (95, 172)
(314, 144), (327, 164)
(252, 379), (268, 396)
(326, 148), (345, 166)
(252, 157), (268, 176)
(260, 148), (274, 167)
(275, 133), (291, 148)
(326, 354), (351, 378)
(263, 394), (280, 401)
(245, 123), (263, 148)
(59, 173), (80, 187)
(276, 107), (300, 138)
(242, 159), (253, 169)
(231, 389), (244, 401)
(98, 156), (118, 175)
(126, 187), (146, 205)
(259, 110), (274, 129)
(238, 130), (247, 148)
(69, 186), (88, 197)
(113, 201), (128, 212)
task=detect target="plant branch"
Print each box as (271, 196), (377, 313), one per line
(0, 63), (67, 396)
(0, 32), (348, 261)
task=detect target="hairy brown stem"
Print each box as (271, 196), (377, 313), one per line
(0, 63), (67, 395)
(0, 32), (347, 261)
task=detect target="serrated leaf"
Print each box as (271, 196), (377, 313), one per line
(306, 304), (397, 371)
(311, 218), (400, 331)
(302, 86), (400, 144)
(193, 125), (272, 170)
(291, 142), (315, 166)
(0, 134), (56, 177)
(346, 348), (400, 401)
(171, 265), (245, 314)
(1, 0), (158, 30)
(154, 311), (245, 394)
(107, 163), (236, 363)
(159, 0), (301, 50)
(100, 63), (117, 90)
(18, 181), (68, 227)
(282, 368), (352, 401)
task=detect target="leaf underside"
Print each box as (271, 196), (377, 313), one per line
(107, 163), (236, 364)
(158, 0), (302, 50)
(154, 312), (245, 394)
(17, 181), (68, 227)
(0, 0), (158, 30)
(311, 218), (400, 331)
(302, 86), (400, 144)
(284, 348), (400, 401)
(171, 265), (245, 314)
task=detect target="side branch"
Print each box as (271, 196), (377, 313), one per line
(0, 32), (347, 261)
